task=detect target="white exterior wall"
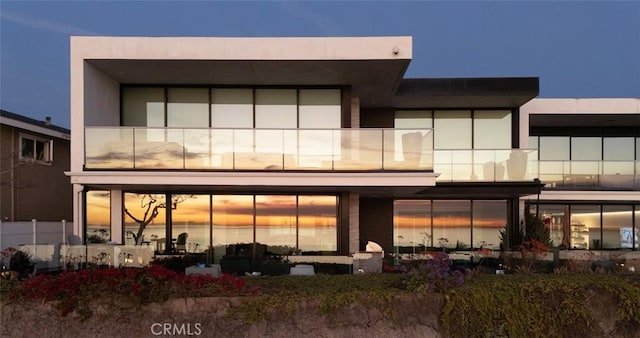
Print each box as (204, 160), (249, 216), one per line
(519, 98), (640, 148)
(520, 98), (640, 203)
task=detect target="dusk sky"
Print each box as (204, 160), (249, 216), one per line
(1, 1), (638, 129)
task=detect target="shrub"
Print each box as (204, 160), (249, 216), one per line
(403, 252), (466, 293)
(441, 274), (640, 338)
(2, 265), (251, 318)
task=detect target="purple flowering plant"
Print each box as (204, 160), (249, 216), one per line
(403, 252), (465, 293)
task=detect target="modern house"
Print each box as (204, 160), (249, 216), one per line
(68, 35), (560, 267)
(0, 110), (72, 222)
(520, 99), (639, 250)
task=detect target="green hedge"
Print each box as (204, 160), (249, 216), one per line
(441, 274), (640, 338)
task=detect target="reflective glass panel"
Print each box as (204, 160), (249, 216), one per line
(473, 110), (511, 149)
(86, 191), (111, 243)
(539, 137), (570, 160)
(433, 200), (471, 250)
(602, 205), (632, 249)
(472, 200), (506, 250)
(211, 88), (254, 128)
(255, 195), (297, 255)
(255, 89), (297, 128)
(539, 204), (569, 248)
(299, 89), (341, 128)
(298, 195), (338, 254)
(167, 88), (209, 128)
(434, 111), (471, 150)
(634, 206), (639, 249)
(121, 87), (165, 127)
(393, 200), (431, 255)
(171, 195), (210, 253)
(571, 137), (601, 160)
(570, 205), (601, 249)
(603, 137), (634, 160)
(123, 193), (166, 246)
(212, 195), (254, 263)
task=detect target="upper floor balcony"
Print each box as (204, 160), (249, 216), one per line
(538, 160), (640, 191)
(84, 127), (434, 172)
(434, 149), (539, 182)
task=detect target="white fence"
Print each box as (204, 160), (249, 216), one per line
(0, 220), (153, 271)
(0, 220), (73, 250)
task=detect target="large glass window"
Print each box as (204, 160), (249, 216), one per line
(255, 195), (297, 255)
(171, 194), (210, 253)
(634, 206), (639, 250)
(571, 137), (601, 160)
(472, 200), (506, 250)
(603, 137), (634, 160)
(393, 200), (431, 254)
(433, 200), (471, 250)
(167, 88), (209, 128)
(122, 87), (165, 127)
(569, 205), (600, 249)
(539, 137), (570, 160)
(602, 205), (632, 249)
(211, 88), (254, 128)
(86, 191), (111, 243)
(123, 193), (167, 246)
(212, 195), (255, 262)
(538, 204), (567, 247)
(299, 89), (341, 128)
(255, 89), (297, 128)
(298, 196), (338, 253)
(434, 111), (472, 149)
(473, 110), (511, 149)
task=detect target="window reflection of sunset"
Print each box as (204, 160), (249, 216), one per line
(86, 191), (111, 226)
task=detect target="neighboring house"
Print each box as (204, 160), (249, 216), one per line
(520, 99), (640, 250)
(0, 110), (72, 221)
(68, 35), (549, 263)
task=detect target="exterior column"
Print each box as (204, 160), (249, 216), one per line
(72, 184), (83, 240)
(110, 190), (123, 244)
(351, 97), (360, 128)
(349, 193), (360, 254)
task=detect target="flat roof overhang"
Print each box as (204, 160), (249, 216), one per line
(375, 77), (540, 109)
(416, 180), (544, 199)
(67, 171), (438, 196)
(74, 36), (413, 106)
(530, 113), (640, 128)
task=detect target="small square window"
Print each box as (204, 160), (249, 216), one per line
(19, 134), (52, 163)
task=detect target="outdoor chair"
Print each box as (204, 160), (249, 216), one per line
(175, 232), (188, 253)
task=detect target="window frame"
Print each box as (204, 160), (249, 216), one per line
(19, 133), (53, 164)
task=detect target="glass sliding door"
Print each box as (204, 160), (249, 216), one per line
(85, 191), (111, 243)
(255, 195), (297, 256)
(121, 87), (165, 127)
(472, 200), (506, 250)
(212, 195), (254, 263)
(123, 193), (166, 246)
(393, 200), (431, 255)
(171, 194), (210, 253)
(602, 205), (632, 249)
(298, 195), (338, 254)
(433, 200), (471, 250)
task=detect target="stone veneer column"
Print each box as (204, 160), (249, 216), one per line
(351, 97), (360, 127)
(110, 190), (123, 244)
(349, 193), (360, 254)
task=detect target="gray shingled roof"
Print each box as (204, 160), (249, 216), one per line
(0, 109), (70, 134)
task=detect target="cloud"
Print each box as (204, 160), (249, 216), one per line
(0, 9), (99, 35)
(276, 1), (343, 36)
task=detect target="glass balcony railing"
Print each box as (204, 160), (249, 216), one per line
(434, 149), (539, 182)
(84, 127), (434, 171)
(538, 160), (640, 190)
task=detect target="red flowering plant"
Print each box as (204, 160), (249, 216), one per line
(2, 265), (256, 317)
(515, 239), (550, 274)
